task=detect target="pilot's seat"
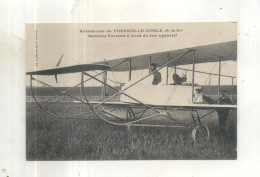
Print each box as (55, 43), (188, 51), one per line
(171, 73), (187, 85)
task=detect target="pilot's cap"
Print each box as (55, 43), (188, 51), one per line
(221, 89), (228, 93)
(150, 63), (157, 71)
(150, 63), (157, 68)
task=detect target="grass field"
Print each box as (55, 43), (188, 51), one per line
(26, 102), (237, 160)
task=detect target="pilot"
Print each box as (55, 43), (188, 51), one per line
(219, 90), (233, 104)
(172, 73), (187, 85)
(150, 63), (161, 85)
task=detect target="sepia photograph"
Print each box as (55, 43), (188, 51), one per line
(26, 23), (237, 160)
(3, 0), (260, 176)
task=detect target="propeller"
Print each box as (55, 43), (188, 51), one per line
(56, 54), (63, 67)
(54, 54), (63, 83)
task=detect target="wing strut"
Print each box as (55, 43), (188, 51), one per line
(166, 54), (169, 85)
(148, 56), (152, 73)
(128, 59), (132, 81)
(218, 57), (222, 104)
(191, 50), (196, 103)
(54, 74), (58, 83)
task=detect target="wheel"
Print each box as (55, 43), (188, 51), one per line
(191, 125), (210, 143)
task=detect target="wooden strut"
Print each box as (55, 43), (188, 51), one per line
(166, 54), (169, 85)
(194, 110), (207, 137)
(190, 109), (215, 126)
(102, 71), (107, 100)
(134, 108), (148, 119)
(30, 75), (94, 119)
(124, 50), (193, 91)
(83, 71), (188, 126)
(83, 72), (173, 120)
(190, 109), (196, 125)
(30, 50), (198, 129)
(32, 75), (122, 120)
(81, 50), (192, 112)
(38, 58), (130, 104)
(191, 50), (196, 103)
(81, 71), (186, 126)
(81, 72), (186, 127)
(81, 50), (194, 126)
(29, 59), (131, 119)
(218, 57), (222, 104)
(208, 74), (211, 96)
(30, 72), (199, 129)
(81, 72), (129, 126)
(30, 70), (186, 129)
(129, 59), (132, 81)
(149, 56), (152, 73)
(81, 49), (193, 115)
(169, 66), (236, 79)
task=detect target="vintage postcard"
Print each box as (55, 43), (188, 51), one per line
(26, 22), (237, 160)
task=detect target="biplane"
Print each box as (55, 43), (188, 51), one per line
(26, 41), (237, 143)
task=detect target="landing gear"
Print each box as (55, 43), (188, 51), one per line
(126, 107), (135, 132)
(191, 125), (210, 143)
(190, 109), (210, 143)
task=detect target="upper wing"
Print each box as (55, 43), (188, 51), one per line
(93, 41), (237, 71)
(26, 64), (110, 75)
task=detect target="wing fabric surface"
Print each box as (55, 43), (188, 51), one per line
(93, 41), (237, 71)
(26, 41), (236, 74)
(26, 64), (111, 75)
